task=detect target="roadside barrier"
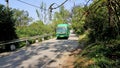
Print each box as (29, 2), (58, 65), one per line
(0, 34), (53, 50)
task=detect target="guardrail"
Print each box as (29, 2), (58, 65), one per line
(0, 33), (53, 49)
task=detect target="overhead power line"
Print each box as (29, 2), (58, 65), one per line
(53, 0), (68, 9)
(17, 0), (47, 10)
(48, 0), (69, 20)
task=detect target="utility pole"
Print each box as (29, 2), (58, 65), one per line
(5, 0), (9, 8)
(48, 0), (68, 21)
(49, 3), (55, 20)
(5, 0), (9, 16)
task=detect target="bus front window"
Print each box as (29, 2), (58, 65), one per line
(56, 27), (66, 33)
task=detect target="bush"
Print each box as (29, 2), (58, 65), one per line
(16, 21), (53, 38)
(75, 41), (120, 68)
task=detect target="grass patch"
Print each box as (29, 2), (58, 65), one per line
(78, 30), (90, 49)
(75, 38), (120, 68)
(74, 57), (95, 68)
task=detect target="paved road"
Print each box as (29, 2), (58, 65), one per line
(0, 34), (78, 68)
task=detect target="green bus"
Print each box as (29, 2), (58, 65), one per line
(56, 24), (70, 39)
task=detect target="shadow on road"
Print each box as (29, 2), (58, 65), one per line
(0, 46), (48, 68)
(0, 34), (78, 68)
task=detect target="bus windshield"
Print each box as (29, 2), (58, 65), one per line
(56, 27), (66, 32)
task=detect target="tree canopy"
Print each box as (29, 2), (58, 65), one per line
(0, 4), (18, 42)
(12, 9), (33, 27)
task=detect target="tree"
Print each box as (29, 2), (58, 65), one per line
(12, 9), (33, 27)
(51, 6), (70, 31)
(59, 6), (70, 23)
(84, 0), (120, 42)
(16, 20), (53, 37)
(36, 2), (47, 23)
(0, 4), (18, 41)
(71, 5), (85, 34)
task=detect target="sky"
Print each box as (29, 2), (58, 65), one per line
(0, 0), (90, 22)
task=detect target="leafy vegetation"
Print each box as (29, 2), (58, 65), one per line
(12, 9), (33, 27)
(1, 0), (120, 67)
(51, 6), (71, 31)
(75, 41), (120, 68)
(16, 20), (53, 38)
(0, 4), (54, 50)
(72, 0), (120, 68)
(71, 5), (85, 35)
(0, 4), (18, 42)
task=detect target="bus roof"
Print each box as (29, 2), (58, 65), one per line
(57, 24), (69, 27)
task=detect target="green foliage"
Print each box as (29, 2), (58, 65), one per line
(12, 9), (33, 27)
(52, 6), (70, 23)
(51, 6), (71, 33)
(71, 6), (85, 34)
(84, 0), (120, 42)
(0, 4), (18, 42)
(59, 6), (70, 22)
(78, 30), (90, 49)
(76, 0), (120, 68)
(76, 41), (120, 68)
(16, 20), (53, 38)
(16, 20), (53, 48)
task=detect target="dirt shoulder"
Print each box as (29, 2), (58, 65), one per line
(47, 49), (82, 68)
(61, 49), (82, 68)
